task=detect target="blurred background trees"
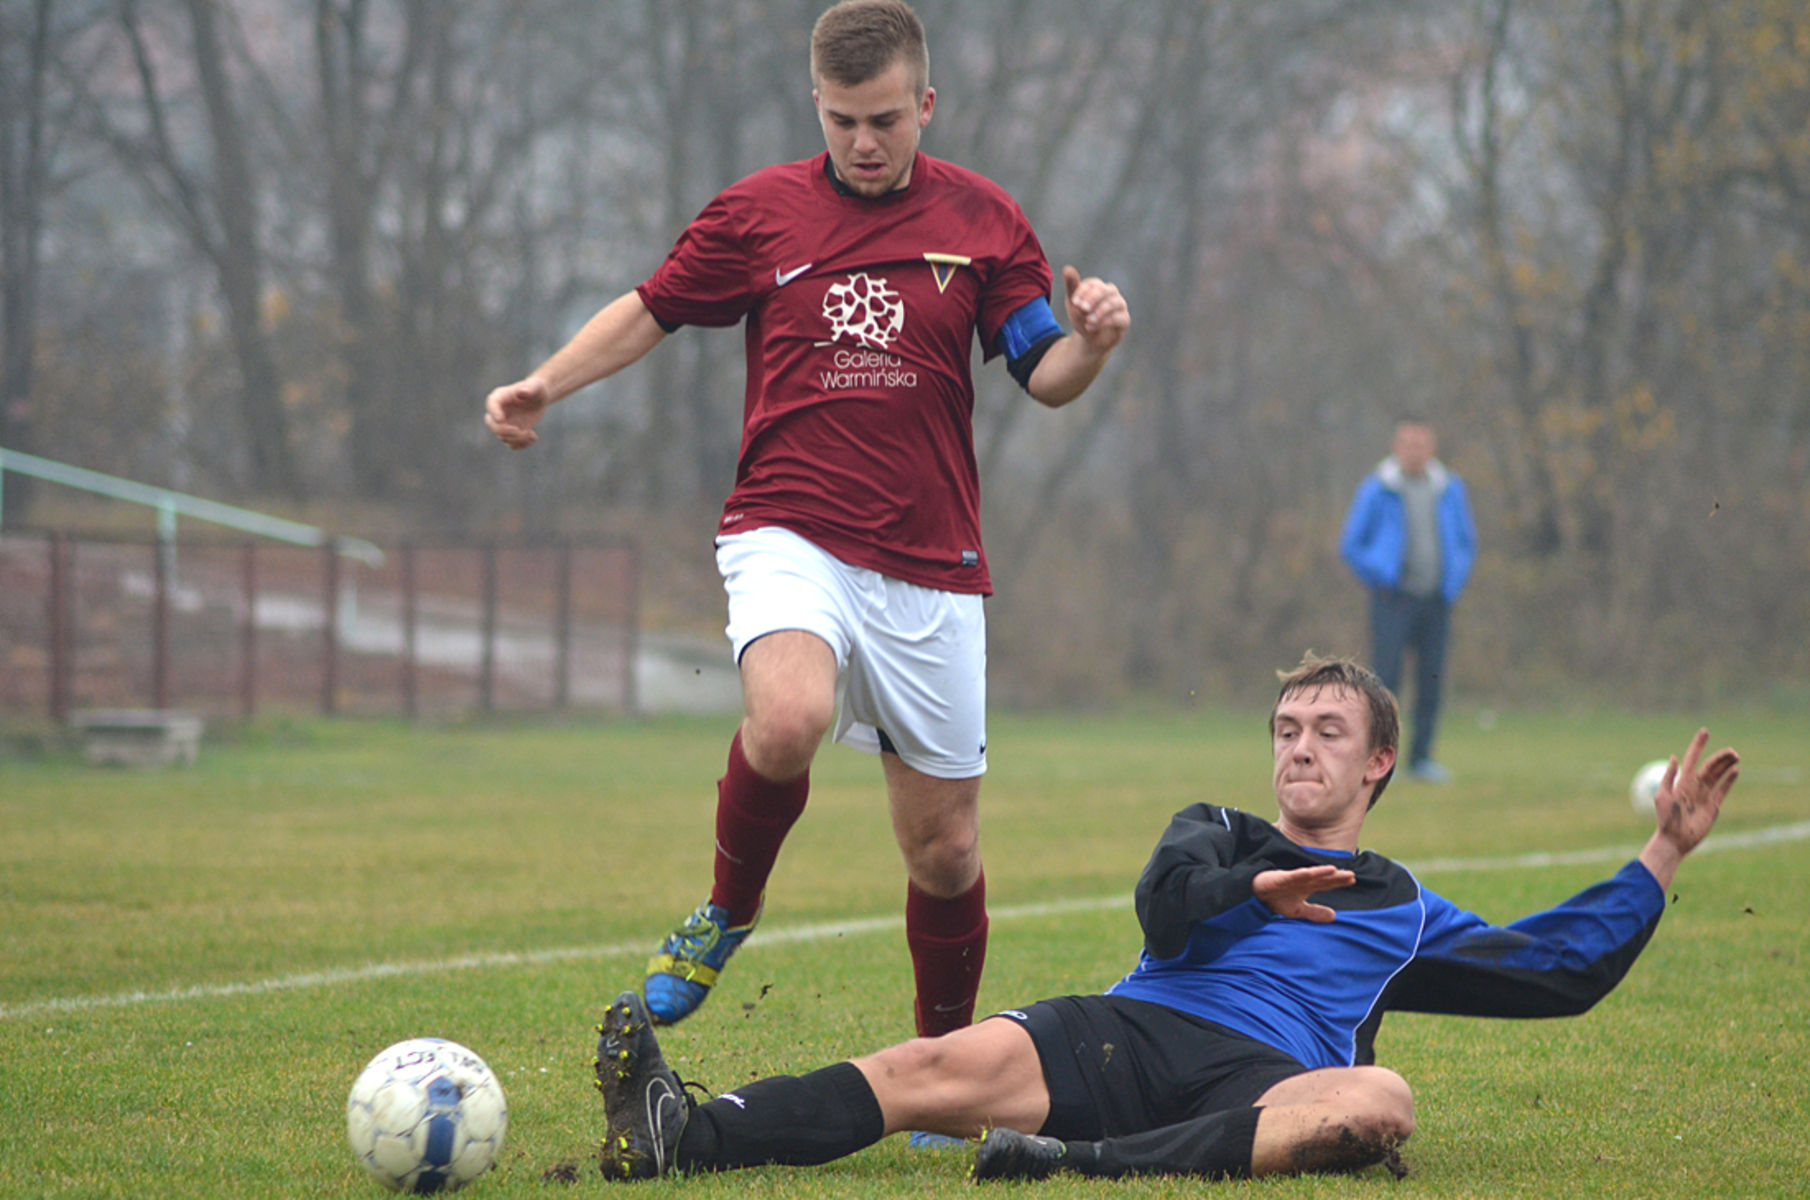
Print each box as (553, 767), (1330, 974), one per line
(3, 0), (1806, 707)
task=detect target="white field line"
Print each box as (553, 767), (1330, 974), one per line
(7, 820), (1808, 1024)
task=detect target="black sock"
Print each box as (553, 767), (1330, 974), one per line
(674, 1062), (885, 1171)
(1083, 1106), (1262, 1179)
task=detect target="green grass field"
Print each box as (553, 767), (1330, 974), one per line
(4, 706), (1806, 1198)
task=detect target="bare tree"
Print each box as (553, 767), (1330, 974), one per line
(1, 0), (105, 518)
(10, 0), (1809, 701)
(0, 0), (56, 518)
(71, 0), (302, 498)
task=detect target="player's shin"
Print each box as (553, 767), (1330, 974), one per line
(711, 729), (809, 923)
(675, 1063), (885, 1170)
(906, 873), (989, 1037)
(1088, 1106), (1264, 1179)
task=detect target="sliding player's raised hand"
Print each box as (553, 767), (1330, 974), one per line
(1639, 727), (1738, 888)
(1653, 727), (1739, 856)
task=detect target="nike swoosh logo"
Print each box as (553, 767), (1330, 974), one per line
(775, 263), (813, 286)
(646, 1077), (680, 1174)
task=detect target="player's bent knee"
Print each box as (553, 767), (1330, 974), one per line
(896, 808), (980, 882)
(901, 837), (981, 897)
(1269, 1066), (1415, 1145)
(1347, 1067), (1415, 1142)
(743, 705), (833, 776)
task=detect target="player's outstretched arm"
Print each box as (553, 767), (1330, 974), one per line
(483, 291), (668, 450)
(1637, 727), (1739, 891)
(1025, 265), (1129, 408)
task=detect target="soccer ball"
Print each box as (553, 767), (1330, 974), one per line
(1629, 759), (1669, 815)
(346, 1038), (507, 1193)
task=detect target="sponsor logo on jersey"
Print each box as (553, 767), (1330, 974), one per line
(923, 252), (972, 294)
(817, 271), (919, 389)
(819, 346), (917, 390)
(822, 272), (905, 350)
(775, 262), (813, 287)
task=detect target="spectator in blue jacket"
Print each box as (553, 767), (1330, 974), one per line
(1339, 418), (1476, 782)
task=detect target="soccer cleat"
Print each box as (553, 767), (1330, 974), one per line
(644, 899), (759, 1025)
(593, 991), (688, 1181)
(970, 1128), (1071, 1183)
(1406, 760), (1452, 784)
(908, 1130), (967, 1150)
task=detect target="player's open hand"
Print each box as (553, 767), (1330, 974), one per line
(1652, 727), (1739, 857)
(1060, 265), (1129, 355)
(484, 377), (552, 450)
(1253, 864), (1356, 923)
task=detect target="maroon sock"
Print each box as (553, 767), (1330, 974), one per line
(906, 871), (989, 1037)
(709, 730), (808, 927)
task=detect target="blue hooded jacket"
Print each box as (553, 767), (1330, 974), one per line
(1339, 457), (1476, 604)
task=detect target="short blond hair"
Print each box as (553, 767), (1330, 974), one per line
(811, 0), (929, 95)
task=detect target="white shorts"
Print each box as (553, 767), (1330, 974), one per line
(716, 526), (987, 780)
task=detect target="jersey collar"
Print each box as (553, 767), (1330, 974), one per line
(821, 151), (923, 201)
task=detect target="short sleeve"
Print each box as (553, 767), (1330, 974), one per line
(637, 192), (759, 329)
(975, 210), (1052, 360)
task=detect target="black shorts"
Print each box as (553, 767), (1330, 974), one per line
(990, 994), (1308, 1142)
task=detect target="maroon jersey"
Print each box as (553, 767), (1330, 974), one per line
(636, 151), (1053, 594)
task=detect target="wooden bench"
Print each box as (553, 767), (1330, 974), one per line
(69, 709), (205, 768)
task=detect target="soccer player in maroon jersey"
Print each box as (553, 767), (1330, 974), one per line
(483, 0), (1130, 1045)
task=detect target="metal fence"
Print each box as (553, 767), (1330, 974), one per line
(0, 531), (639, 721)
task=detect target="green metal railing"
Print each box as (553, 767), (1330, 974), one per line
(0, 445), (384, 568)
(2, 449), (644, 724)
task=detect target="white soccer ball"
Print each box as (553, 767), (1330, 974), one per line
(346, 1038), (507, 1193)
(1629, 759), (1669, 815)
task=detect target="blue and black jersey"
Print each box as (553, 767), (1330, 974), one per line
(1106, 804), (1665, 1070)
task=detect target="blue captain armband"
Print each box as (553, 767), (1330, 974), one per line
(999, 297), (1064, 391)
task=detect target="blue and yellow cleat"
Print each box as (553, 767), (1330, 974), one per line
(908, 1130), (967, 1150)
(643, 900), (759, 1025)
